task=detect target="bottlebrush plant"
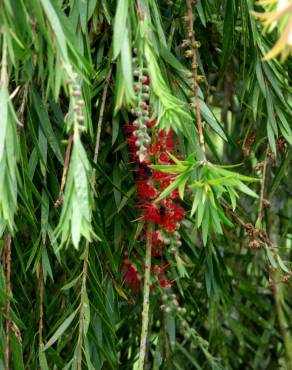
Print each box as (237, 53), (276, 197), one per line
(0, 0), (291, 369)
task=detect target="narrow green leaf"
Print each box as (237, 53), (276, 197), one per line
(44, 310), (77, 350)
(113, 0), (128, 59)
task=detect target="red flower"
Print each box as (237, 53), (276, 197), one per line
(164, 220), (177, 232)
(122, 260), (141, 292)
(173, 206), (185, 221)
(149, 142), (160, 155)
(159, 152), (169, 163)
(159, 279), (172, 288)
(137, 180), (158, 199)
(142, 202), (161, 223)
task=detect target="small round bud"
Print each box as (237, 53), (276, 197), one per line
(161, 294), (168, 302)
(140, 75), (148, 83)
(184, 50), (193, 58)
(73, 90), (81, 97)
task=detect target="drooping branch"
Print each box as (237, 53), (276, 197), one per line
(92, 67), (112, 187)
(186, 0), (206, 161)
(55, 134), (73, 208)
(256, 148), (269, 227)
(5, 234), (12, 370)
(38, 262), (44, 347)
(138, 223), (153, 370)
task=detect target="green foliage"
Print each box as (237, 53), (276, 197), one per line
(152, 154), (259, 244)
(0, 0), (291, 369)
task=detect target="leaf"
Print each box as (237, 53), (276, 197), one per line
(200, 100), (227, 141)
(191, 188), (202, 217)
(155, 174), (185, 202)
(32, 91), (64, 164)
(10, 332), (25, 370)
(114, 282), (128, 301)
(82, 289), (90, 336)
(113, 0), (128, 59)
(44, 310), (77, 350)
(0, 87), (8, 161)
(39, 346), (49, 370)
(120, 27), (135, 102)
(277, 255), (289, 273)
(266, 248), (277, 269)
(236, 181), (258, 198)
(40, 0), (69, 62)
(166, 316), (176, 350)
(221, 0), (235, 73)
(61, 275), (81, 291)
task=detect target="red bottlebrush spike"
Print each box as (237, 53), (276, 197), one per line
(137, 180), (158, 199)
(142, 202), (161, 224)
(123, 70), (186, 295)
(122, 260), (141, 293)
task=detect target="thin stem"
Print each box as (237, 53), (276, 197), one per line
(186, 0), (206, 161)
(271, 269), (292, 369)
(38, 262), (44, 347)
(55, 134), (73, 207)
(5, 234), (12, 370)
(138, 223), (153, 370)
(1, 31), (8, 87)
(92, 67), (112, 185)
(256, 148), (269, 226)
(76, 66), (112, 368)
(77, 242), (89, 370)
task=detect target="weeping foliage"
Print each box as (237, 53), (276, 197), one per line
(0, 0), (291, 369)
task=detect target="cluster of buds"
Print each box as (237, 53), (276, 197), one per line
(67, 73), (85, 127)
(131, 57), (151, 162)
(160, 292), (186, 315)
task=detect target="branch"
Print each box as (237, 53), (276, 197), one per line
(138, 223), (153, 370)
(5, 234), (12, 370)
(186, 0), (206, 161)
(77, 242), (89, 370)
(38, 263), (44, 347)
(92, 67), (112, 186)
(55, 134), (73, 208)
(76, 69), (112, 368)
(256, 148), (269, 227)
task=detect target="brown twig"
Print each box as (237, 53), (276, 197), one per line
(186, 0), (206, 161)
(55, 134), (73, 207)
(256, 148), (269, 227)
(5, 234), (12, 370)
(18, 82), (29, 129)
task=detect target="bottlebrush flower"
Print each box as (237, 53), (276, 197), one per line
(142, 202), (161, 224)
(159, 279), (172, 288)
(122, 260), (141, 292)
(137, 180), (158, 199)
(123, 69), (186, 295)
